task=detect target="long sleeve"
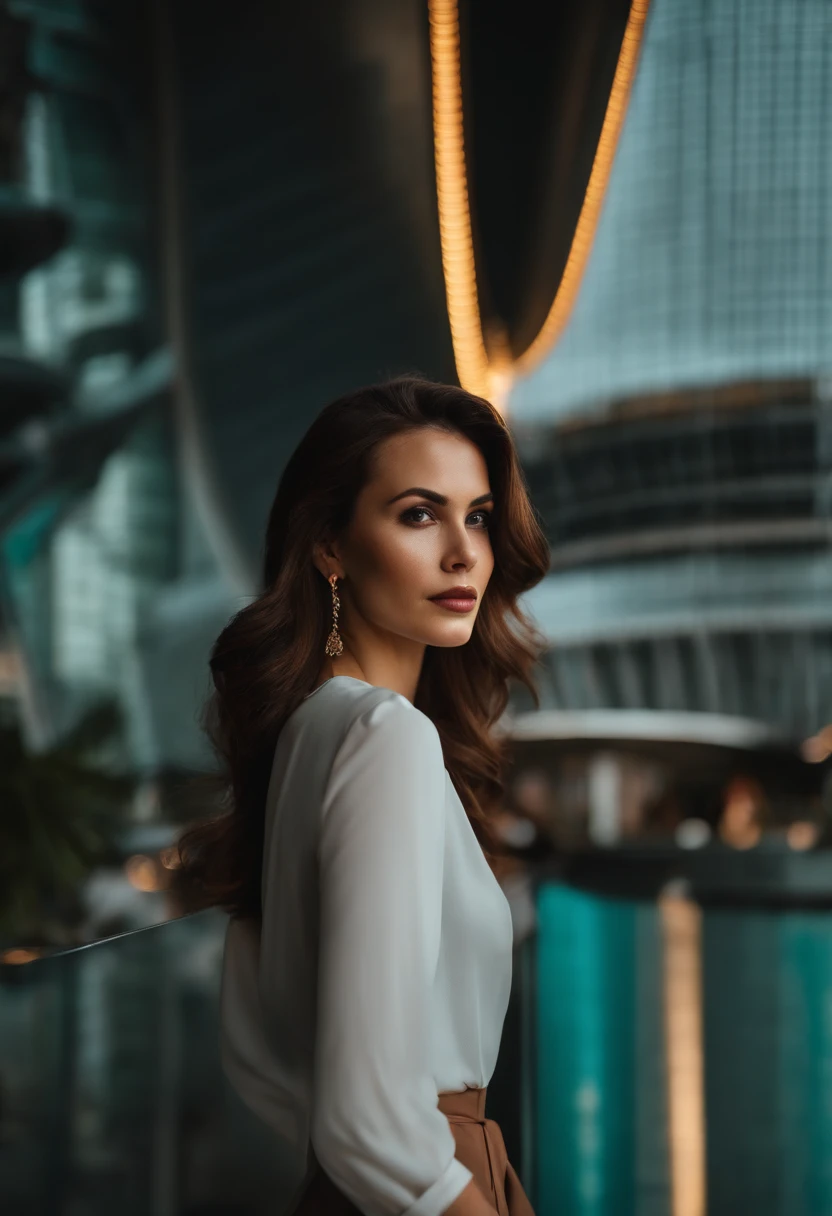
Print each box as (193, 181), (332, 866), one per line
(309, 692), (474, 1216)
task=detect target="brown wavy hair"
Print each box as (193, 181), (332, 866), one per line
(174, 376), (550, 919)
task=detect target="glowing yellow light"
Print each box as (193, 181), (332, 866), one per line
(719, 776), (764, 850)
(428, 0), (652, 397)
(660, 893), (706, 1216)
(801, 724), (832, 763)
(786, 821), (819, 851)
(0, 948), (41, 965)
(427, 0), (493, 402)
(159, 845), (182, 870)
(125, 854), (162, 892)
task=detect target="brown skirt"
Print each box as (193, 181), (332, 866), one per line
(283, 1085), (535, 1215)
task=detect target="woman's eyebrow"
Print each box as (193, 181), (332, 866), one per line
(386, 487), (494, 507)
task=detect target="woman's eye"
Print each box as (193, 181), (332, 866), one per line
(400, 506), (491, 528)
(401, 506), (434, 524)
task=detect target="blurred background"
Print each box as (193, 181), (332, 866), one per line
(2, 0), (832, 1212)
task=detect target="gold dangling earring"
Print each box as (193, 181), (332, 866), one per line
(325, 573), (344, 657)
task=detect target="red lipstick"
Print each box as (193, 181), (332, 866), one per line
(428, 586), (477, 613)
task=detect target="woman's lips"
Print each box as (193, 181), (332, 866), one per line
(429, 596), (476, 613)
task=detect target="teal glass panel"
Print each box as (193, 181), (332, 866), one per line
(0, 911), (295, 1215)
(534, 882), (667, 1216)
(703, 910), (832, 1216)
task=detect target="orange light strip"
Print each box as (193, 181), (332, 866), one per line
(660, 893), (707, 1216)
(515, 0), (651, 376)
(428, 0), (651, 395)
(427, 0), (492, 402)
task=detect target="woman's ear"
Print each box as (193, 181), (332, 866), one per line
(311, 537), (343, 582)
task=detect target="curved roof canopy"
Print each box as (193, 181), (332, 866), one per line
(510, 0), (832, 424)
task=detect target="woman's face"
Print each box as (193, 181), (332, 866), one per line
(323, 426), (496, 651)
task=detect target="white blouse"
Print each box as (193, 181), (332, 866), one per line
(219, 675), (515, 1216)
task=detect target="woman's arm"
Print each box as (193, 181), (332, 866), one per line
(442, 1177), (500, 1215)
(310, 691), (475, 1216)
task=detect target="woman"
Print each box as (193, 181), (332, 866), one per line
(176, 377), (549, 1215)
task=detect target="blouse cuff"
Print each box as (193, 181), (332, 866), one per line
(402, 1156), (474, 1216)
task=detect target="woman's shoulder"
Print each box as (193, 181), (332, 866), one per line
(294, 676), (440, 754)
(314, 681), (448, 830)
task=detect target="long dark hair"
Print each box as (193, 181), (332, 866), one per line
(174, 376), (550, 919)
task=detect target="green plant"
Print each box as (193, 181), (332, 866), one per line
(0, 699), (136, 944)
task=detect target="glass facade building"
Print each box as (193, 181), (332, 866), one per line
(0, 0), (178, 771)
(510, 0), (832, 740)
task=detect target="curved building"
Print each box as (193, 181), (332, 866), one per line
(509, 0), (832, 738)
